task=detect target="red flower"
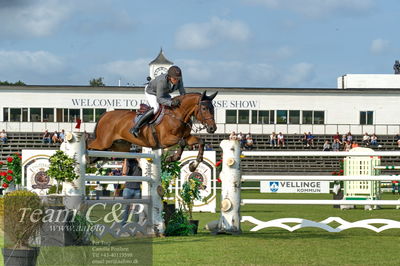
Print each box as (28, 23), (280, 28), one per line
(6, 175), (12, 182)
(339, 170), (344, 173)
(216, 160), (222, 167)
(7, 157), (13, 163)
(0, 161), (3, 165)
(217, 178), (222, 183)
(0, 172), (6, 177)
(2, 183), (8, 188)
(7, 169), (13, 174)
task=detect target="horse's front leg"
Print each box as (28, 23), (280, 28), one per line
(167, 138), (186, 162)
(186, 135), (204, 172)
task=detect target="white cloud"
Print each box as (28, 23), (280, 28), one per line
(175, 17), (251, 50)
(370, 38), (390, 55)
(0, 0), (72, 38)
(97, 59), (150, 86)
(176, 59), (314, 87)
(281, 62), (314, 85)
(0, 50), (64, 74)
(243, 0), (375, 18)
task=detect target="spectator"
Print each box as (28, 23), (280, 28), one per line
(121, 148), (143, 226)
(205, 144), (213, 151)
(52, 131), (59, 144)
(341, 134), (347, 148)
(301, 132), (308, 147)
(362, 132), (370, 147)
(395, 134), (400, 148)
(237, 132), (246, 148)
(346, 132), (353, 143)
(59, 129), (65, 143)
(0, 129), (7, 144)
(277, 132), (285, 147)
(332, 139), (341, 151)
(306, 132), (314, 147)
(351, 141), (359, 149)
(332, 132), (340, 142)
(370, 133), (378, 146)
(244, 133), (254, 150)
(229, 131), (237, 141)
(269, 132), (277, 147)
(42, 130), (51, 144)
(344, 140), (351, 151)
(323, 140), (330, 151)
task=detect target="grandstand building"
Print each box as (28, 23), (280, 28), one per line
(2, 50), (400, 174)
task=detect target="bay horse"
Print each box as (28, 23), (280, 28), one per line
(88, 91), (217, 171)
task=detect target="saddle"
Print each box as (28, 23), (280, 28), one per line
(135, 103), (164, 125)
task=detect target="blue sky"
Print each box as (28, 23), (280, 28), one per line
(0, 0), (399, 88)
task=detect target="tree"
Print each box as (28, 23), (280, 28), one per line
(89, 77), (105, 86)
(0, 80), (26, 86)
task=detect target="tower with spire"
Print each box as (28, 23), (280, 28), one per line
(149, 49), (174, 79)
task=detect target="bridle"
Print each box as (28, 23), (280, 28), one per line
(165, 95), (215, 133)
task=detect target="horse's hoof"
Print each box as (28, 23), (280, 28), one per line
(189, 161), (198, 172)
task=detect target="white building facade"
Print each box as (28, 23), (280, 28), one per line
(1, 51), (400, 135)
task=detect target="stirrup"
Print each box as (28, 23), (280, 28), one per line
(131, 127), (140, 137)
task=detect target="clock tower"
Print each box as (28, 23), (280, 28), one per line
(149, 49), (173, 80)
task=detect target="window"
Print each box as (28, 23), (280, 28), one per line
(30, 108), (41, 122)
(258, 111), (269, 124)
(68, 109), (80, 122)
(277, 110), (287, 124)
(22, 108), (28, 122)
(83, 109), (94, 122)
(10, 108), (21, 122)
(251, 110), (257, 124)
(251, 110), (274, 124)
(43, 108), (54, 122)
(56, 108), (63, 122)
(360, 111), (373, 125)
(238, 110), (249, 124)
(289, 110), (300, 124)
(313, 111), (325, 124)
(63, 109), (68, 122)
(95, 109), (106, 122)
(226, 110), (237, 124)
(269, 110), (275, 124)
(302, 111), (312, 124)
(3, 108), (8, 121)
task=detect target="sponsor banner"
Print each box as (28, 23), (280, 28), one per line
(261, 180), (330, 193)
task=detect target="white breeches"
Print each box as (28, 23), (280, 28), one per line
(145, 89), (159, 113)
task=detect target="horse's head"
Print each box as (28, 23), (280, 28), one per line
(195, 91), (218, 133)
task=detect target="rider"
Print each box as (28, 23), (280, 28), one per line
(130, 65), (186, 137)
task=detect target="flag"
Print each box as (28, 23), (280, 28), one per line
(75, 118), (82, 129)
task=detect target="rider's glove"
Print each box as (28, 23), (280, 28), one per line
(171, 98), (181, 107)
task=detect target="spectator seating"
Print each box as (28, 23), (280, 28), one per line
(1, 132), (400, 176)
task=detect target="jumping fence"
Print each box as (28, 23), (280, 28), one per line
(210, 140), (400, 234)
(60, 131), (164, 236)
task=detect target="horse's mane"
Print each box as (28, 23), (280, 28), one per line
(173, 92), (202, 102)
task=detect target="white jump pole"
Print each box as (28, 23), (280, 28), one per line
(242, 151), (400, 157)
(60, 132), (87, 209)
(149, 148), (164, 235)
(216, 140), (242, 234)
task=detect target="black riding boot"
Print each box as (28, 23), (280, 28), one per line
(130, 108), (154, 137)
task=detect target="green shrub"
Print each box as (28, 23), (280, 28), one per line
(3, 190), (44, 248)
(165, 209), (195, 236)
